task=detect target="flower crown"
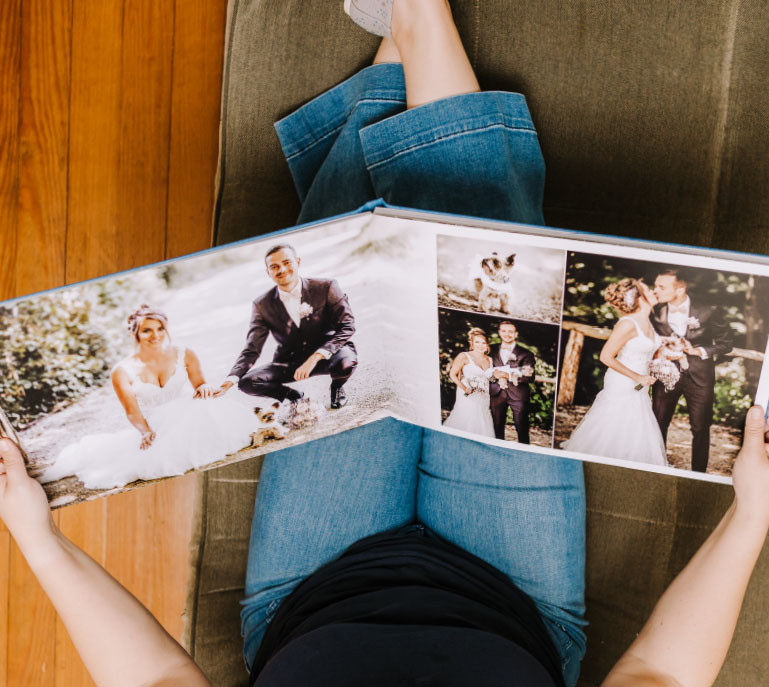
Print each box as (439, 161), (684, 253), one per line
(127, 305), (168, 335)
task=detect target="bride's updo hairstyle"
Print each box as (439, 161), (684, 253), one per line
(604, 278), (641, 314)
(127, 304), (170, 342)
(467, 327), (489, 351)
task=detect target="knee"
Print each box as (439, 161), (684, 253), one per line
(239, 369), (270, 390)
(331, 357), (357, 377)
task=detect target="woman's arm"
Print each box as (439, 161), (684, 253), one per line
(0, 439), (211, 687)
(602, 406), (769, 687)
(599, 319), (656, 386)
(112, 367), (155, 448)
(185, 348), (213, 399)
(449, 353), (470, 394)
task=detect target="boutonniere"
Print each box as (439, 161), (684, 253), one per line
(686, 316), (700, 329)
(298, 302), (313, 319)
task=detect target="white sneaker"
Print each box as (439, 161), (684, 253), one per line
(344, 0), (394, 38)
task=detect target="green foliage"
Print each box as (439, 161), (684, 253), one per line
(0, 293), (113, 428)
(0, 276), (156, 429)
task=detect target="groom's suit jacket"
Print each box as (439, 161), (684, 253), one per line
(228, 277), (356, 379)
(650, 300), (732, 387)
(488, 343), (536, 404)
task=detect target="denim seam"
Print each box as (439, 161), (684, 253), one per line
(282, 96), (406, 160)
(365, 123), (539, 170)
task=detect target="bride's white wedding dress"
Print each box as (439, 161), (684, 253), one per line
(43, 347), (257, 489)
(443, 358), (496, 438)
(562, 317), (668, 466)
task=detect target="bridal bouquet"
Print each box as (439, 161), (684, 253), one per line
(464, 375), (489, 395)
(634, 358), (681, 392)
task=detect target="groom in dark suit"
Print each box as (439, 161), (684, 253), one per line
(651, 269), (733, 472)
(488, 321), (536, 443)
(217, 244), (357, 408)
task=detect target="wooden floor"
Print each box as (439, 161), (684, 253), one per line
(0, 1), (228, 684)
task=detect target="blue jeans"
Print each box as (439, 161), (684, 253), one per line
(243, 65), (585, 686)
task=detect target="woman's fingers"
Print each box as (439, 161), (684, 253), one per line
(0, 439), (27, 483)
(744, 407), (768, 451)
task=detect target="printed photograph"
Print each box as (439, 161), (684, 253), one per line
(555, 252), (769, 476)
(438, 308), (560, 447)
(0, 216), (395, 507)
(436, 235), (566, 324)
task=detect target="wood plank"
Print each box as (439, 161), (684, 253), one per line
(55, 500), (105, 687)
(166, 0), (227, 258)
(16, 0), (72, 296)
(8, 543), (57, 687)
(105, 475), (198, 641)
(65, 0), (124, 283)
(0, 532), (9, 687)
(0, 0), (21, 300)
(115, 0), (175, 268)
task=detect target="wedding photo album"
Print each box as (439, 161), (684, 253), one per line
(2, 208), (768, 507)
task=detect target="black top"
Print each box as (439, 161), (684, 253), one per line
(250, 525), (564, 687)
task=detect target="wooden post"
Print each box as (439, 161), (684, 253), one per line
(0, 405), (28, 464)
(558, 329), (584, 406)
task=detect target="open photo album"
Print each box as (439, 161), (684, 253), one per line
(3, 205), (768, 507)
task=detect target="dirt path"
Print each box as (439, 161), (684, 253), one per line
(554, 405), (739, 477)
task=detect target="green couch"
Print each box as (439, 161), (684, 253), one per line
(186, 1), (769, 685)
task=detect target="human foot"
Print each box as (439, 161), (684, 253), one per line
(344, 0), (394, 38)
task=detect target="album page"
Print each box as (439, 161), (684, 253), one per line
(3, 208), (769, 508)
(377, 210), (769, 486)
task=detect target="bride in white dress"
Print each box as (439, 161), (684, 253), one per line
(562, 279), (668, 466)
(443, 328), (496, 438)
(43, 305), (257, 489)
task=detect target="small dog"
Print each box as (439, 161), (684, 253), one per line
(655, 336), (690, 370)
(279, 396), (327, 431)
(472, 252), (516, 314)
(250, 402), (288, 448)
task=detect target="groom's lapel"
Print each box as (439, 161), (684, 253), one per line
(298, 278), (311, 333)
(270, 287), (295, 333)
(656, 303), (673, 336)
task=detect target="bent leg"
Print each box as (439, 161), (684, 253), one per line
(239, 363), (299, 402)
(274, 64), (407, 224)
(241, 417), (422, 667)
(310, 344), (358, 389)
(417, 430), (587, 686)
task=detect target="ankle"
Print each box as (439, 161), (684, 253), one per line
(391, 0), (454, 44)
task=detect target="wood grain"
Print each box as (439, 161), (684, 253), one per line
(55, 500), (106, 687)
(115, 0), (175, 268)
(166, 0), (227, 258)
(16, 0), (71, 296)
(0, 532), (9, 687)
(65, 0), (124, 283)
(0, 0), (21, 300)
(8, 546), (58, 687)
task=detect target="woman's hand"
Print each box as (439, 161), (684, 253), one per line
(194, 383), (214, 400)
(732, 405), (769, 526)
(140, 430), (156, 450)
(0, 439), (56, 558)
(636, 374), (657, 387)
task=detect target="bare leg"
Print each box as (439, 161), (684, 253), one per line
(373, 37), (402, 64)
(391, 0), (480, 108)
